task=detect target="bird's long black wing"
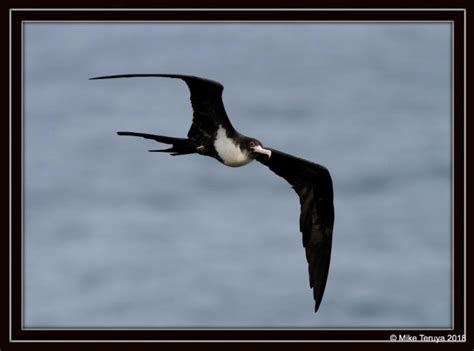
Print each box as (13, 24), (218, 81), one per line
(90, 74), (236, 146)
(256, 149), (334, 312)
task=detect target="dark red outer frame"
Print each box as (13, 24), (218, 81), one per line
(3, 2), (471, 350)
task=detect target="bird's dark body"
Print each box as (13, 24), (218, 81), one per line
(92, 73), (335, 313)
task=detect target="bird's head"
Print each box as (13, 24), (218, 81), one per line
(247, 138), (272, 159)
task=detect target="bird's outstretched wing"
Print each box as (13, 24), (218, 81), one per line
(256, 149), (335, 312)
(90, 74), (236, 147)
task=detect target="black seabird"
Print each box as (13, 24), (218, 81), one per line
(91, 73), (335, 313)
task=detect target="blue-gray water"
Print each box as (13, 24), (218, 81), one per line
(24, 23), (451, 328)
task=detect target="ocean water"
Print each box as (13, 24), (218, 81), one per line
(23, 23), (451, 328)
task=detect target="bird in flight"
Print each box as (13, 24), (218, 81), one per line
(91, 73), (335, 313)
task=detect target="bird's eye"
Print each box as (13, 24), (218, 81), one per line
(250, 141), (257, 147)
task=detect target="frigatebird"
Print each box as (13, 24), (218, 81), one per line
(91, 73), (335, 313)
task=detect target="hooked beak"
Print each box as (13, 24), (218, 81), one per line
(251, 145), (272, 158)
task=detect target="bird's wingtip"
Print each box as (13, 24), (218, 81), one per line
(90, 75), (121, 80)
(314, 301), (321, 313)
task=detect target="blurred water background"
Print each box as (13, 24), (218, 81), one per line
(23, 23), (451, 328)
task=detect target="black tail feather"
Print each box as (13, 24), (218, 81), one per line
(148, 148), (174, 153)
(148, 148), (196, 156)
(117, 131), (197, 156)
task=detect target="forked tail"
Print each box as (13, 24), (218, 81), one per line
(117, 131), (197, 156)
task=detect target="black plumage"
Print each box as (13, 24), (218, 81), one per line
(91, 74), (237, 160)
(91, 73), (335, 312)
(255, 149), (334, 312)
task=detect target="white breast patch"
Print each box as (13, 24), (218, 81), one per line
(214, 126), (252, 167)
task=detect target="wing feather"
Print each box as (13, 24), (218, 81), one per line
(256, 149), (334, 312)
(90, 73), (236, 146)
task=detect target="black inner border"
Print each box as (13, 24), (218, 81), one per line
(6, 6), (468, 347)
